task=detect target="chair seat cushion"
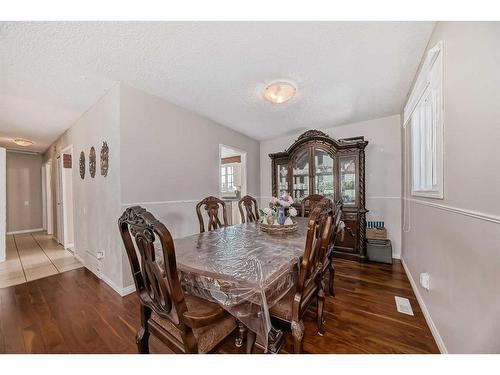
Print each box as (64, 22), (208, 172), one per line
(269, 287), (296, 322)
(150, 295), (236, 353)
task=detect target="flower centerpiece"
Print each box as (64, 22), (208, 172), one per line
(259, 194), (298, 232)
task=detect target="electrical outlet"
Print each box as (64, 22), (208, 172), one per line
(420, 272), (430, 291)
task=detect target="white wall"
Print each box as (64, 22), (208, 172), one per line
(44, 85), (124, 292)
(119, 84), (261, 287)
(120, 84), (260, 231)
(260, 115), (402, 257)
(0, 147), (5, 263)
(401, 22), (500, 353)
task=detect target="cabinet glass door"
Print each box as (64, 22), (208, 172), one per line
(292, 150), (310, 203)
(276, 163), (289, 197)
(340, 157), (356, 205)
(314, 148), (334, 199)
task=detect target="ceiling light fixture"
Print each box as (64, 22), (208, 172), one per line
(263, 81), (296, 104)
(13, 138), (34, 147)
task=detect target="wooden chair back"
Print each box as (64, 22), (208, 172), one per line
(196, 196), (228, 233)
(301, 194), (326, 217)
(328, 199), (343, 251)
(119, 206), (188, 327)
(238, 195), (259, 223)
(297, 198), (333, 295)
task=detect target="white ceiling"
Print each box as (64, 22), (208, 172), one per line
(0, 21), (435, 152)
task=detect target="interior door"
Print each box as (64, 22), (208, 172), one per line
(56, 156), (64, 245)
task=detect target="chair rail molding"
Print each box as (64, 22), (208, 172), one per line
(404, 197), (500, 225)
(121, 199), (199, 207)
(121, 196), (265, 208)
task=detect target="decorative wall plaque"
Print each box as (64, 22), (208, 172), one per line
(100, 141), (109, 177)
(62, 153), (72, 169)
(79, 151), (85, 179)
(89, 146), (96, 178)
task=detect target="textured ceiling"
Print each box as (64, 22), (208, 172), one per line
(0, 21), (435, 152)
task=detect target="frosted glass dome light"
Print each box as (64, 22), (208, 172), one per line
(263, 81), (296, 104)
(13, 138), (34, 147)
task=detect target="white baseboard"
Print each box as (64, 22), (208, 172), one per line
(401, 257), (448, 353)
(7, 227), (44, 235)
(99, 273), (136, 297)
(71, 250), (134, 296)
(74, 252), (85, 265)
(122, 284), (136, 296)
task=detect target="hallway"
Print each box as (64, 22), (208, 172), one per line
(0, 232), (82, 288)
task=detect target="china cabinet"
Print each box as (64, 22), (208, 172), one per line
(270, 130), (369, 261)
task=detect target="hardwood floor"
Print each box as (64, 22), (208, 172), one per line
(0, 259), (439, 354)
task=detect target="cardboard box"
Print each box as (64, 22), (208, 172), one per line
(366, 227), (387, 240)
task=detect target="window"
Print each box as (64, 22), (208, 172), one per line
(404, 41), (444, 199)
(221, 165), (234, 193)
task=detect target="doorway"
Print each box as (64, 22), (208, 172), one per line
(219, 145), (247, 225)
(55, 146), (74, 250)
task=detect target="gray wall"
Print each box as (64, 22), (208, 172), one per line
(6, 152), (43, 233)
(120, 84), (260, 237)
(44, 85), (124, 291)
(260, 115), (402, 257)
(401, 22), (500, 353)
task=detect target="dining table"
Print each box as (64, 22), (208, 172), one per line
(172, 217), (310, 353)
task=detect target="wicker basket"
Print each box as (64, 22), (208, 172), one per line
(259, 221), (298, 234)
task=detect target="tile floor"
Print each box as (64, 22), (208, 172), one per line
(0, 231), (83, 288)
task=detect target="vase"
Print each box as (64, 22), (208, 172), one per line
(277, 207), (286, 225)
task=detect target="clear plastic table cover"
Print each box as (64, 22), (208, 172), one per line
(172, 218), (309, 348)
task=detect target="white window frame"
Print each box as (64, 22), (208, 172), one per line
(221, 165), (234, 193)
(404, 40), (444, 199)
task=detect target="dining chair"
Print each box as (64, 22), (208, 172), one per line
(238, 195), (260, 223)
(323, 199), (343, 296)
(269, 198), (334, 353)
(119, 206), (237, 354)
(196, 196), (228, 233)
(301, 194), (325, 217)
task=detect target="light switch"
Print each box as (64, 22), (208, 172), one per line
(24, 200), (29, 206)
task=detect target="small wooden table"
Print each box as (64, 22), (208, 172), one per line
(173, 218), (309, 352)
